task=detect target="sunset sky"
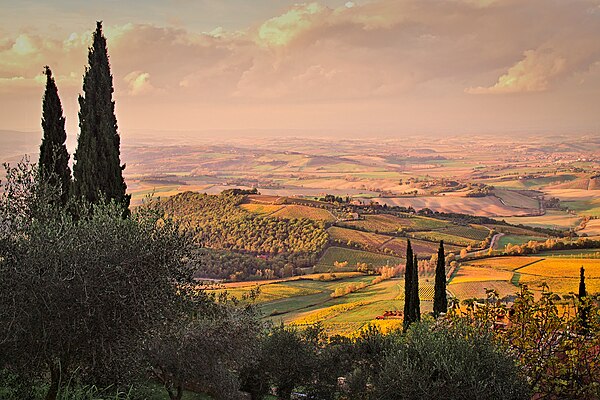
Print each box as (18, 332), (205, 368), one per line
(1, 0), (599, 139)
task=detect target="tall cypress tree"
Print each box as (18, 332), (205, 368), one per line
(73, 21), (130, 210)
(411, 253), (420, 322)
(403, 240), (414, 331)
(433, 240), (448, 317)
(39, 66), (71, 205)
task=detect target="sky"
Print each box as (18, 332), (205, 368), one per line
(1, 0), (600, 139)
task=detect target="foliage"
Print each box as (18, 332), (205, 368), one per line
(192, 247), (318, 281)
(448, 286), (600, 399)
(73, 22), (129, 210)
(162, 192), (328, 255)
(145, 292), (264, 400)
(39, 66), (71, 206)
(434, 240), (448, 316)
(0, 163), (194, 400)
(369, 321), (529, 400)
(403, 240), (420, 331)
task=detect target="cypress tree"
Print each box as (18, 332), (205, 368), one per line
(579, 266), (589, 332)
(39, 66), (71, 205)
(411, 253), (420, 322)
(578, 266), (587, 299)
(403, 240), (414, 331)
(73, 21), (130, 210)
(433, 240), (448, 317)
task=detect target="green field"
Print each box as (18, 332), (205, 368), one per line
(496, 234), (546, 249)
(340, 213), (449, 233)
(437, 225), (490, 241)
(409, 231), (479, 247)
(261, 277), (433, 335)
(315, 246), (403, 272)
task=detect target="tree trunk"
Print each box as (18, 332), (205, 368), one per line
(175, 383), (183, 400)
(45, 365), (60, 400)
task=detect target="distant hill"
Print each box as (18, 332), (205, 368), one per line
(550, 176), (600, 190)
(0, 130), (41, 164)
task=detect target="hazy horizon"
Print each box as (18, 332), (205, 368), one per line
(1, 0), (599, 139)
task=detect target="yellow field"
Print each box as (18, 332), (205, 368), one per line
(290, 301), (370, 325)
(517, 275), (600, 295)
(518, 258), (600, 278)
(465, 257), (543, 271)
(450, 265), (513, 283)
(208, 281), (321, 303)
(356, 319), (403, 335)
(448, 281), (518, 300)
(240, 203), (284, 215)
(270, 205), (336, 221)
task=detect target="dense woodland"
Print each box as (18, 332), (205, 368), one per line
(163, 192), (328, 254)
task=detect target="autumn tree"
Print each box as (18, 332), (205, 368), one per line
(39, 66), (71, 205)
(73, 21), (129, 209)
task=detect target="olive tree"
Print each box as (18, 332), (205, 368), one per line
(0, 161), (194, 400)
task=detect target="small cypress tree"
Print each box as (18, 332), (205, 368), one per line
(579, 266), (588, 332)
(403, 240), (414, 331)
(433, 240), (448, 317)
(578, 266), (587, 299)
(411, 253), (420, 322)
(73, 21), (130, 211)
(39, 66), (71, 205)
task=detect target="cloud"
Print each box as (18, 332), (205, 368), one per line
(1, 0), (600, 133)
(466, 49), (568, 94)
(124, 70), (155, 95)
(257, 2), (329, 47)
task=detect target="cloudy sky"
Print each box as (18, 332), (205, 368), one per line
(1, 0), (599, 138)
